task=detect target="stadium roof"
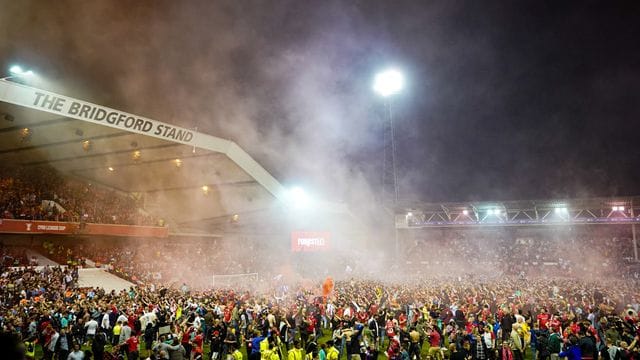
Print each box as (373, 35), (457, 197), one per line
(0, 80), (348, 234)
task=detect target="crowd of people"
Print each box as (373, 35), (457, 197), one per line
(404, 227), (637, 279)
(2, 237), (640, 360)
(0, 166), (159, 226)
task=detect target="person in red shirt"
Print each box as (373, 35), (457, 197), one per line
(369, 304), (378, 318)
(548, 315), (562, 334)
(357, 310), (368, 324)
(398, 313), (407, 329)
(125, 334), (139, 360)
(536, 308), (550, 330)
(182, 325), (195, 356)
(192, 328), (204, 360)
(427, 326), (443, 360)
(386, 319), (396, 338)
(128, 313), (138, 335)
(224, 305), (232, 324)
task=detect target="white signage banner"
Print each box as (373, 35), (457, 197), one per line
(0, 80), (204, 146)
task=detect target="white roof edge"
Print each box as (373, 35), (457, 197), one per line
(0, 80), (285, 198)
(0, 79), (351, 213)
(225, 141), (285, 199)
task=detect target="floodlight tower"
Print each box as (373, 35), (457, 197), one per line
(373, 69), (404, 207)
(373, 68), (405, 259)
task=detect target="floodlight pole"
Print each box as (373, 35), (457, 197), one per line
(382, 99), (400, 260)
(632, 202), (638, 261)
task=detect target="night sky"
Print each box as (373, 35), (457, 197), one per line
(1, 1), (639, 204)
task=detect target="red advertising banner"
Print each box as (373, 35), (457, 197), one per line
(81, 223), (168, 237)
(291, 231), (331, 252)
(0, 219), (168, 238)
(0, 219), (76, 234)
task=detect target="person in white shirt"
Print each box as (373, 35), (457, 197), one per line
(119, 323), (132, 344)
(67, 343), (85, 360)
(102, 311), (111, 331)
(483, 325), (494, 350)
(85, 318), (99, 341)
(117, 312), (129, 325)
(46, 329), (60, 359)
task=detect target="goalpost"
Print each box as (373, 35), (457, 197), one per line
(212, 273), (259, 288)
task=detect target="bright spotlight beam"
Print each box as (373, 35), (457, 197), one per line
(9, 65), (23, 74)
(373, 69), (404, 97)
(3, 65), (37, 81)
(286, 186), (312, 209)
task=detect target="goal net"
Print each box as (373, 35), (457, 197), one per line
(212, 273), (259, 289)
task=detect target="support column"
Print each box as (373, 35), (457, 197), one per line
(632, 203), (638, 261)
(633, 224), (638, 262)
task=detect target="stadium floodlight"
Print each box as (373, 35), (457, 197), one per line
(407, 212), (413, 217)
(287, 186), (312, 209)
(2, 65), (36, 80)
(612, 206), (619, 211)
(462, 209), (469, 216)
(12, 67), (33, 76)
(373, 69), (405, 97)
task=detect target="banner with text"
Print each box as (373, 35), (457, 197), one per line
(291, 231), (331, 252)
(0, 219), (76, 234)
(0, 219), (168, 237)
(0, 81), (199, 145)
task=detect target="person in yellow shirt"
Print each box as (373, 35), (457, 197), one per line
(269, 343), (281, 360)
(326, 340), (339, 360)
(112, 322), (122, 346)
(288, 340), (303, 360)
(231, 345), (243, 360)
(262, 341), (281, 360)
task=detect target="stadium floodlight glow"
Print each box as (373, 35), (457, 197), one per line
(555, 207), (568, 214)
(373, 68), (405, 97)
(612, 206), (619, 211)
(286, 186), (312, 209)
(9, 65), (23, 74)
(3, 65), (36, 80)
(407, 212), (413, 217)
(462, 209), (469, 216)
